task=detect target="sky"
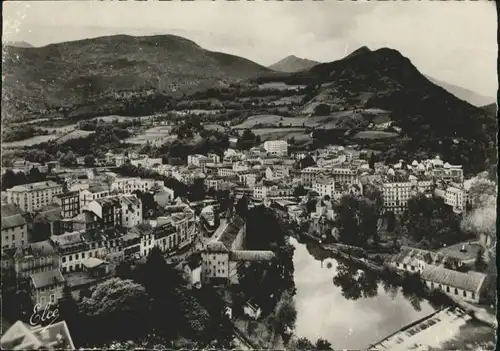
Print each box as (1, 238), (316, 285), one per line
(3, 1), (497, 97)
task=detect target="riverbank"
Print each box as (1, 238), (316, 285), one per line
(291, 229), (497, 330)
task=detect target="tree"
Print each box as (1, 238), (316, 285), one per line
(84, 155), (96, 167)
(79, 278), (151, 343)
(115, 261), (133, 280)
(271, 290), (297, 335)
(313, 104), (331, 116)
(474, 248), (487, 272)
(60, 151), (77, 166)
(335, 194), (378, 247)
(235, 195), (249, 218)
(291, 337), (315, 351)
(293, 185), (308, 198)
(298, 155), (315, 169)
(315, 338), (333, 350)
(59, 283), (83, 346)
(368, 152), (376, 169)
(27, 167), (44, 183)
(387, 211), (396, 233)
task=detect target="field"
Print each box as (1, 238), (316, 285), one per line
(236, 128), (311, 142)
(352, 131), (399, 140)
(258, 82), (306, 90)
(204, 124), (226, 132)
(2, 135), (60, 148)
(56, 130), (95, 143)
(126, 126), (176, 146)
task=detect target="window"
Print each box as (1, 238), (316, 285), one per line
(454, 288), (458, 295)
(472, 293), (475, 300)
(41, 297), (46, 306)
(463, 290), (467, 297)
(446, 286), (450, 293)
(62, 257), (66, 263)
(69, 255), (73, 261)
(50, 294), (55, 303)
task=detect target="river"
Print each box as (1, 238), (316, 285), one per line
(290, 237), (437, 350)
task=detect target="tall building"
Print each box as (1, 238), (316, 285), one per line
(312, 176), (336, 198)
(6, 181), (64, 213)
(53, 191), (80, 219)
(263, 140), (288, 157)
(1, 204), (29, 249)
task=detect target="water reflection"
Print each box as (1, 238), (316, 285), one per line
(291, 237), (436, 350)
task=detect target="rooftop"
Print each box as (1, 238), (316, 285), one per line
(30, 269), (65, 289)
(230, 250), (276, 261)
(7, 181), (61, 192)
(218, 217), (244, 249)
(421, 266), (486, 293)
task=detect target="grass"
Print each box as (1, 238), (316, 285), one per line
(2, 134), (60, 148)
(250, 128), (311, 142)
(258, 82), (306, 90)
(438, 242), (482, 262)
(428, 319), (496, 351)
(352, 131), (399, 140)
(56, 130), (95, 143)
(126, 126), (176, 145)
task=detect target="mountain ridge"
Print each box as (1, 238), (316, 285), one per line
(2, 34), (272, 121)
(424, 75), (494, 107)
(269, 55), (320, 73)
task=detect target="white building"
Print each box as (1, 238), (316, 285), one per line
(312, 177), (336, 198)
(380, 179), (433, 214)
(301, 167), (324, 187)
(253, 183), (293, 200)
(111, 177), (163, 194)
(6, 181), (64, 213)
(263, 140), (288, 157)
(80, 185), (111, 210)
(265, 166), (290, 181)
(119, 195), (143, 228)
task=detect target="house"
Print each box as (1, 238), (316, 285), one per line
(0, 320), (75, 350)
(86, 197), (123, 229)
(152, 186), (175, 208)
(11, 240), (60, 279)
(263, 140), (288, 156)
(265, 165), (290, 181)
(53, 191), (80, 219)
(1, 204), (29, 249)
(110, 177), (163, 195)
(81, 257), (110, 277)
(32, 204), (63, 239)
(121, 232), (141, 260)
(118, 195), (143, 228)
(312, 176), (336, 198)
(6, 181), (64, 213)
(30, 268), (65, 307)
(50, 229), (122, 273)
(201, 217), (275, 284)
(300, 167), (323, 187)
(388, 246), (464, 273)
(80, 184), (110, 210)
(183, 253), (202, 288)
(421, 266), (486, 304)
(153, 222), (178, 255)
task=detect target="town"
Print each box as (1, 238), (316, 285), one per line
(1, 133), (496, 350)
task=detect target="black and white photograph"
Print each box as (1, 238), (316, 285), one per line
(1, 1), (497, 350)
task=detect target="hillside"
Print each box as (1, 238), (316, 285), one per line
(3, 41), (34, 48)
(2, 34), (272, 122)
(252, 46), (497, 175)
(482, 103), (497, 116)
(269, 55), (320, 73)
(424, 75), (495, 107)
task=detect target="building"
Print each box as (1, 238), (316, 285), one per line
(6, 181), (64, 213)
(265, 165), (290, 181)
(32, 204), (63, 238)
(217, 167), (237, 177)
(421, 266), (486, 304)
(53, 191), (80, 219)
(10, 240), (60, 280)
(253, 183), (293, 200)
(300, 167), (323, 187)
(30, 269), (65, 307)
(0, 320), (75, 350)
(443, 183), (467, 214)
(118, 195), (143, 228)
(79, 184), (110, 210)
(111, 177), (163, 195)
(388, 246), (464, 273)
(331, 167), (358, 185)
(1, 204), (29, 249)
(237, 170), (258, 188)
(130, 157), (162, 169)
(263, 140), (288, 156)
(201, 217), (275, 285)
(312, 176), (336, 198)
(183, 253), (202, 288)
(380, 179), (433, 214)
(86, 197), (123, 229)
(152, 187), (175, 208)
(187, 154), (211, 168)
(50, 229), (122, 273)
(153, 222), (178, 255)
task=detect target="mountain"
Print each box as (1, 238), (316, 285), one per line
(253, 46), (496, 175)
(424, 75), (495, 107)
(3, 41), (34, 48)
(269, 55), (320, 73)
(481, 103), (497, 116)
(2, 34), (272, 121)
